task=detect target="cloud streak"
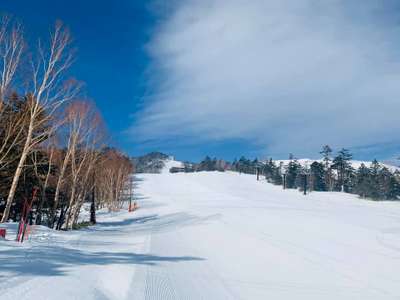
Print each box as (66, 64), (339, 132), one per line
(132, 0), (400, 158)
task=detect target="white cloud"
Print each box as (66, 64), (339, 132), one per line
(132, 0), (400, 157)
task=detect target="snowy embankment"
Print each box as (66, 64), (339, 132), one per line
(2, 169), (400, 299)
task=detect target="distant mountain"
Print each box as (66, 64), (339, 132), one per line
(131, 152), (171, 173)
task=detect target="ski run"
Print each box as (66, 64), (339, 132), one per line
(2, 167), (400, 299)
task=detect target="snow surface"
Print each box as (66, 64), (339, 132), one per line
(2, 170), (400, 299)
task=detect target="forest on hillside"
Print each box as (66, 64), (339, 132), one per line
(0, 15), (133, 229)
(186, 146), (400, 201)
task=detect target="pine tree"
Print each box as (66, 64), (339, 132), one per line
(263, 159), (282, 185)
(310, 161), (326, 191)
(386, 173), (400, 200)
(368, 159), (381, 199)
(272, 165), (283, 185)
(378, 167), (400, 200)
(320, 145), (332, 168)
(232, 158), (238, 172)
(286, 156), (301, 189)
(320, 145), (333, 191)
(355, 163), (371, 198)
(264, 159), (275, 181)
(332, 148), (353, 192)
(199, 156), (214, 171)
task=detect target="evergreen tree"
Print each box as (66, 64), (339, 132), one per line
(310, 161), (326, 191)
(286, 156), (301, 189)
(386, 173), (400, 200)
(272, 165), (283, 185)
(378, 167), (400, 200)
(355, 163), (371, 198)
(320, 145), (332, 168)
(368, 159), (381, 199)
(320, 145), (333, 191)
(263, 159), (282, 185)
(332, 148), (353, 192)
(232, 158), (238, 172)
(264, 159), (275, 181)
(236, 156), (253, 174)
(199, 156), (214, 171)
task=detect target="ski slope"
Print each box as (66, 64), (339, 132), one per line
(2, 170), (400, 299)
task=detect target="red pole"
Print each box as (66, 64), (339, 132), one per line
(17, 188), (37, 242)
(17, 198), (27, 242)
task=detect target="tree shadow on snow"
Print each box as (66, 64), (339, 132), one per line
(0, 245), (204, 277)
(0, 212), (216, 278)
(95, 212), (220, 235)
(97, 214), (160, 227)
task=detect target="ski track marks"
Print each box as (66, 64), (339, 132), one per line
(2, 171), (400, 299)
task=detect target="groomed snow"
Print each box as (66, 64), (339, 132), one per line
(1, 171), (400, 299)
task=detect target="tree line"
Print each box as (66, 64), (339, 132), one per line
(0, 15), (133, 229)
(186, 146), (400, 201)
(234, 146), (400, 201)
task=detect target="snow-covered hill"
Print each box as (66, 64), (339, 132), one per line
(161, 158), (184, 173)
(2, 171), (400, 299)
(131, 152), (184, 174)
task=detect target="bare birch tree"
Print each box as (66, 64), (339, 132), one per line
(95, 149), (133, 211)
(1, 21), (80, 222)
(31, 139), (56, 224)
(0, 15), (25, 170)
(0, 15), (23, 108)
(51, 100), (103, 229)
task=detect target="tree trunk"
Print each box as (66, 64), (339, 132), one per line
(49, 154), (69, 227)
(64, 181), (77, 229)
(35, 188), (47, 225)
(66, 201), (79, 230)
(71, 200), (83, 228)
(1, 125), (32, 223)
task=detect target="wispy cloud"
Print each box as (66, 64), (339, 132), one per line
(131, 0), (400, 158)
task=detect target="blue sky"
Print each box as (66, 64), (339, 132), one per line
(1, 0), (152, 152)
(3, 1), (400, 162)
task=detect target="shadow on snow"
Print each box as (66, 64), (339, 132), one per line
(0, 212), (214, 278)
(0, 245), (204, 277)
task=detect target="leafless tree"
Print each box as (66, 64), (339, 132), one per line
(0, 15), (25, 170)
(95, 149), (133, 211)
(50, 100), (103, 229)
(30, 139), (56, 224)
(1, 21), (80, 222)
(0, 15), (24, 109)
